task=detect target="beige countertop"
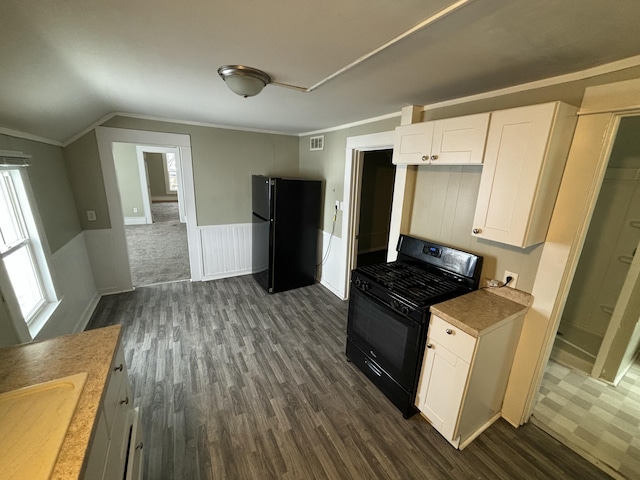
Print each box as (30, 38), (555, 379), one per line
(430, 287), (533, 337)
(0, 325), (122, 480)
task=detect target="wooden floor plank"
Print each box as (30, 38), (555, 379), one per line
(87, 276), (612, 479)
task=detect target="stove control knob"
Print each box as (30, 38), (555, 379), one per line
(354, 278), (362, 288)
(401, 305), (410, 315)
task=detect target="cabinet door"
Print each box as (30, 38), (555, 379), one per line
(431, 113), (490, 165)
(415, 338), (470, 444)
(392, 122), (434, 165)
(472, 103), (557, 247)
(84, 410), (109, 480)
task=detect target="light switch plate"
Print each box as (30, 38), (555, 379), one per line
(86, 210), (96, 221)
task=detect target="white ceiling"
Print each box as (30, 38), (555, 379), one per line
(2, 0), (640, 144)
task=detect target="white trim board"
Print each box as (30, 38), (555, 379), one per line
(124, 216), (147, 226)
(63, 111), (297, 147)
(0, 127), (63, 147)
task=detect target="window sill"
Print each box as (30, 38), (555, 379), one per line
(27, 297), (63, 339)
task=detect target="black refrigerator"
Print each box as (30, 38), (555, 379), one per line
(252, 175), (322, 293)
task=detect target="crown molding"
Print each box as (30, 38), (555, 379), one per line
(0, 127), (62, 147)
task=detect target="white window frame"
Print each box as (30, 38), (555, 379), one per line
(0, 167), (59, 339)
(162, 152), (178, 194)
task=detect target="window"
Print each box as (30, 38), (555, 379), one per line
(0, 168), (55, 327)
(164, 153), (178, 193)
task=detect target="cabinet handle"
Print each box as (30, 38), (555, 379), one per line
(426, 343), (433, 349)
(114, 364), (123, 372)
(120, 396), (129, 405)
(135, 442), (144, 450)
(446, 329), (453, 335)
(364, 360), (382, 377)
(421, 155), (428, 162)
(430, 154), (438, 161)
(472, 228), (482, 234)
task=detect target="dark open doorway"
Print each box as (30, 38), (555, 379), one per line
(356, 149), (395, 267)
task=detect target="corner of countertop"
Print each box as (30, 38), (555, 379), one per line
(479, 279), (533, 307)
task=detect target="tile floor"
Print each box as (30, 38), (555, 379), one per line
(533, 359), (640, 479)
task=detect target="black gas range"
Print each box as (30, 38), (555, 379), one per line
(346, 235), (483, 418)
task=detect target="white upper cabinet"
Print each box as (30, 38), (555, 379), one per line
(393, 113), (490, 165)
(471, 102), (578, 248)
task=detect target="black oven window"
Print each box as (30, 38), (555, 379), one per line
(349, 291), (413, 372)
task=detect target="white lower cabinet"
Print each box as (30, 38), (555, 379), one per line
(84, 343), (143, 480)
(415, 314), (524, 449)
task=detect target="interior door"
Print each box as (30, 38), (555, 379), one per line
(594, 236), (640, 383)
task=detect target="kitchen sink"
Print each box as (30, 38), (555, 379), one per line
(0, 372), (88, 480)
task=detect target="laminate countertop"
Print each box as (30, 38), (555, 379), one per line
(430, 287), (533, 338)
(0, 325), (122, 480)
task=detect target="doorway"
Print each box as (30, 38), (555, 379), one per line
(341, 130), (395, 300)
(532, 115), (640, 478)
(113, 143), (190, 287)
(551, 116), (640, 379)
(355, 149), (395, 267)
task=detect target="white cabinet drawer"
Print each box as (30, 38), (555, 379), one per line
(428, 315), (475, 363)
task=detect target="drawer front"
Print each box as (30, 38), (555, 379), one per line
(428, 315), (475, 363)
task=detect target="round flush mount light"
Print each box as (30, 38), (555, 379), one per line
(217, 65), (272, 98)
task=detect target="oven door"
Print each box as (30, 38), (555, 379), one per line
(347, 287), (425, 391)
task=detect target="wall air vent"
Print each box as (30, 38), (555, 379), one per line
(310, 135), (324, 151)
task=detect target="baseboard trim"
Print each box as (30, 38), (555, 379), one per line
(124, 216), (147, 225)
(320, 277), (345, 300)
(202, 269), (252, 282)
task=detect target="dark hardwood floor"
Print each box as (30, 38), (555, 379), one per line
(87, 276), (611, 480)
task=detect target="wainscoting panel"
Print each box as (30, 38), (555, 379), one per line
(317, 229), (346, 299)
(197, 223), (347, 299)
(36, 232), (100, 340)
(199, 223), (253, 281)
(85, 228), (128, 294)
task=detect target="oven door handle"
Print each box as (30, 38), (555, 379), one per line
(364, 359), (383, 377)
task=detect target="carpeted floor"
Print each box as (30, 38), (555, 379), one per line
(125, 202), (190, 286)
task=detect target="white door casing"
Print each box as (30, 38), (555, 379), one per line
(94, 127), (200, 294)
(134, 146), (153, 224)
(342, 131), (395, 299)
(136, 145), (187, 223)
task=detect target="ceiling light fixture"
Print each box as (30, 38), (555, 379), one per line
(218, 0), (473, 98)
(217, 65), (272, 98)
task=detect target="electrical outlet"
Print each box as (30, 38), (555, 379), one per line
(503, 270), (519, 288)
(86, 210), (96, 221)
(133, 207), (138, 213)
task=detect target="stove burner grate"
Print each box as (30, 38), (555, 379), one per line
(359, 262), (461, 305)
